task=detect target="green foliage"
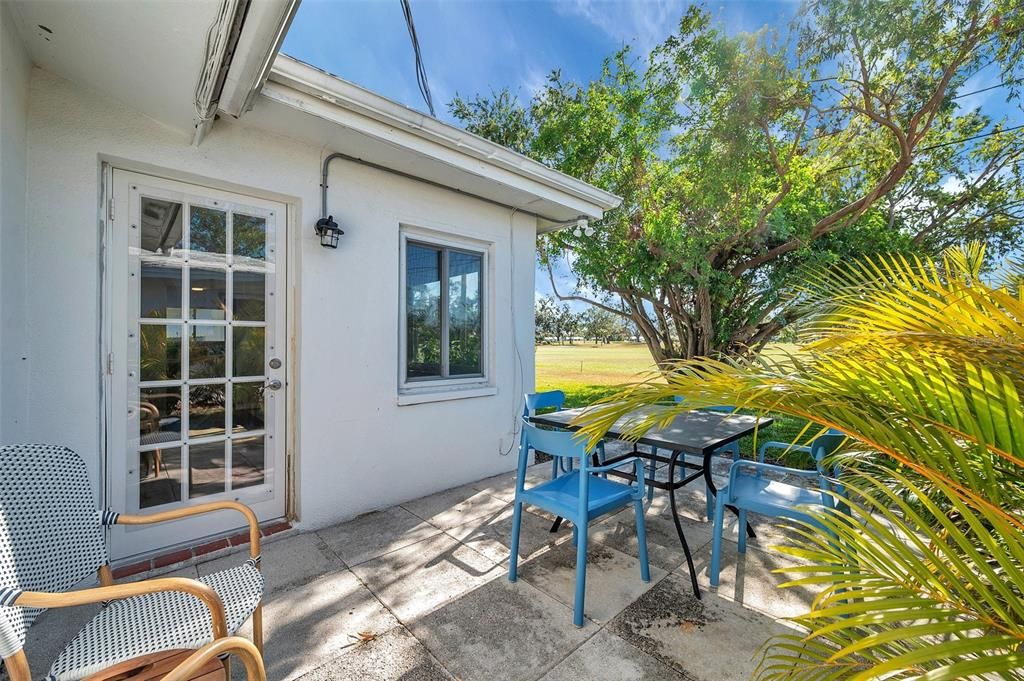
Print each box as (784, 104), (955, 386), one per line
(574, 244), (1024, 679)
(450, 0), (1024, 362)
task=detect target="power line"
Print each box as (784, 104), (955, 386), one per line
(952, 78), (1022, 100)
(824, 122), (1024, 174)
(400, 0), (436, 117)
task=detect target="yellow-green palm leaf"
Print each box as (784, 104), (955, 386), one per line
(574, 244), (1024, 679)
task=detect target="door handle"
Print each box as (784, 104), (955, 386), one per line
(266, 379), (283, 391)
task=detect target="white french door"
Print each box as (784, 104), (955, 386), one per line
(105, 169), (288, 561)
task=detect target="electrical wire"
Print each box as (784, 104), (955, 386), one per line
(400, 0), (436, 117)
(824, 121), (1024, 174)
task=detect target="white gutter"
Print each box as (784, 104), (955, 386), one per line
(268, 54), (622, 215)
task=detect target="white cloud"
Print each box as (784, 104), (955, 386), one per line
(555, 0), (689, 56)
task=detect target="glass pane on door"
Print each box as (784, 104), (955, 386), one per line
(129, 192), (275, 511)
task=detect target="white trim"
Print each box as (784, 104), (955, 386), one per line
(398, 225), (493, 402)
(397, 386), (498, 406)
(268, 54), (622, 220)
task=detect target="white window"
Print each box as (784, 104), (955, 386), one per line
(399, 228), (490, 398)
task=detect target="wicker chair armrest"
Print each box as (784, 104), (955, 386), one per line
(163, 636), (266, 681)
(14, 578), (228, 638)
(116, 501), (261, 561)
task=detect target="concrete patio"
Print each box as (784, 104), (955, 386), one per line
(23, 454), (813, 681)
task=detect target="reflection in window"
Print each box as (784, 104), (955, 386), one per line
(189, 268), (227, 320)
(140, 197), (184, 255)
(404, 240), (484, 382)
(232, 436), (265, 489)
(406, 244), (442, 378)
(139, 388), (182, 443)
(233, 327), (265, 377)
(233, 271), (265, 321)
(140, 324), (182, 381)
(233, 382), (265, 431)
(141, 262), (182, 319)
(139, 447), (182, 508)
(190, 206), (227, 254)
(189, 441), (226, 498)
(233, 214), (267, 261)
(189, 325), (226, 378)
(448, 251), (482, 376)
(189, 383), (225, 438)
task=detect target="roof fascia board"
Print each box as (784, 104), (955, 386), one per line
(268, 54), (622, 214)
(261, 80), (608, 219)
(218, 0), (300, 118)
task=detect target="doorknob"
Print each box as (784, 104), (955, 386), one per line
(267, 379), (283, 391)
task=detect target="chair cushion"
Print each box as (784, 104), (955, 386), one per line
(729, 473), (828, 514)
(520, 471), (634, 520)
(47, 562), (263, 681)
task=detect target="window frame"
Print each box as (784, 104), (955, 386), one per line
(398, 227), (491, 397)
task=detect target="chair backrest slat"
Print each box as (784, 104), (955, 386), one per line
(520, 421), (590, 462)
(0, 444), (108, 658)
(524, 390), (566, 416)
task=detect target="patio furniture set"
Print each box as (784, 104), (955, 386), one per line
(0, 394), (843, 679)
(515, 390), (845, 627)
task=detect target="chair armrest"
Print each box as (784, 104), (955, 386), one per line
(14, 578), (228, 638)
(757, 441), (812, 463)
(163, 637), (266, 681)
(729, 459), (822, 488)
(116, 501), (261, 561)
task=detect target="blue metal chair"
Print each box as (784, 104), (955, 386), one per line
(523, 391), (606, 479)
(509, 420), (651, 627)
(524, 390), (573, 477)
(708, 429), (847, 587)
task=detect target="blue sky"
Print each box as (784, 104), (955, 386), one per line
(282, 1), (1020, 304)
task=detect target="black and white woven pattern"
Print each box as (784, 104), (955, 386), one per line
(47, 562), (263, 681)
(0, 445), (110, 659)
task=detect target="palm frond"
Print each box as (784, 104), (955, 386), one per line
(572, 244), (1024, 679)
(756, 467), (1024, 681)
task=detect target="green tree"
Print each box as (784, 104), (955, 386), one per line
(451, 0), (1024, 363)
(579, 307), (621, 344)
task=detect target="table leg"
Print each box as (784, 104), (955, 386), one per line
(702, 450), (757, 539)
(549, 517), (563, 533)
(668, 450), (701, 599)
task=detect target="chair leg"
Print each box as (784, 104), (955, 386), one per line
(509, 501), (524, 582)
(710, 495), (727, 588)
(573, 522), (588, 627)
(253, 602), (264, 653)
(737, 510), (748, 554)
(3, 651), (31, 681)
(646, 453), (656, 503)
(551, 455), (558, 480)
(633, 498), (651, 583)
(705, 484), (714, 521)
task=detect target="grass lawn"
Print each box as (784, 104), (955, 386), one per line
(535, 341), (813, 466)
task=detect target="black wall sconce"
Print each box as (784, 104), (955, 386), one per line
(315, 215), (344, 249)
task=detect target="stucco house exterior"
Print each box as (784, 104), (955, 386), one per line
(0, 0), (620, 563)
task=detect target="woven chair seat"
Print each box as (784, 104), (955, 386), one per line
(47, 562), (263, 681)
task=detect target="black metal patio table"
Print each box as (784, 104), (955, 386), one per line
(529, 406), (773, 599)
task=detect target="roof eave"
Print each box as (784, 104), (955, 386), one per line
(267, 54), (622, 220)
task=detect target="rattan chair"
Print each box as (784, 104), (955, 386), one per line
(163, 637), (266, 681)
(0, 444), (265, 681)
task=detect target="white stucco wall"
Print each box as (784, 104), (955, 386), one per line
(0, 1), (32, 441)
(13, 67), (536, 532)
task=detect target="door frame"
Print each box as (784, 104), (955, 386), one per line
(99, 161), (300, 562)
